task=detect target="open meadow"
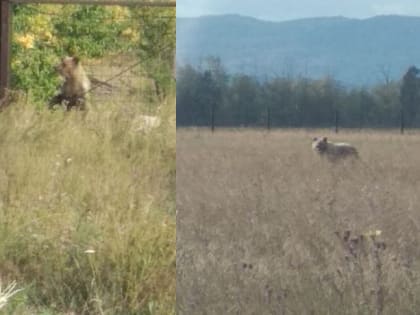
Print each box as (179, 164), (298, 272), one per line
(177, 128), (420, 315)
(0, 94), (175, 314)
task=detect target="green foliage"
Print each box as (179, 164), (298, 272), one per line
(130, 7), (176, 97)
(11, 46), (60, 105)
(53, 5), (131, 58)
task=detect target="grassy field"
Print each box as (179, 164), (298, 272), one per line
(0, 92), (175, 314)
(177, 128), (420, 315)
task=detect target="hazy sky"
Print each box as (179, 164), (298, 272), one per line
(177, 0), (420, 21)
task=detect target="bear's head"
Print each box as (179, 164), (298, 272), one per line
(55, 56), (80, 79)
(312, 137), (328, 153)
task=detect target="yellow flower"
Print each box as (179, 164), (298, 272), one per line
(364, 229), (382, 238)
(131, 30), (140, 43)
(11, 59), (22, 68)
(42, 31), (53, 41)
(109, 6), (130, 20)
(121, 27), (140, 43)
(15, 34), (35, 49)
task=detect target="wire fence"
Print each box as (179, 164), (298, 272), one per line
(177, 104), (412, 133)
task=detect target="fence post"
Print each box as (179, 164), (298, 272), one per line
(244, 104), (248, 128)
(211, 102), (215, 133)
(266, 106), (271, 131)
(0, 0), (11, 103)
(400, 107), (404, 134)
(334, 109), (339, 133)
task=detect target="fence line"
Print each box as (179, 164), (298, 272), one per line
(186, 105), (407, 134)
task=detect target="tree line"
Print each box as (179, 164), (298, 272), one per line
(177, 57), (420, 129)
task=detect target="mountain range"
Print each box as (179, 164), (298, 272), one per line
(176, 14), (420, 86)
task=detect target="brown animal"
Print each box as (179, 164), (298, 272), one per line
(49, 56), (91, 110)
(312, 137), (358, 161)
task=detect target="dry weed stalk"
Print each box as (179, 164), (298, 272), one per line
(0, 280), (22, 310)
(336, 229), (386, 315)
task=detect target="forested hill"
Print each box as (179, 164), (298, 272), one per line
(177, 14), (420, 86)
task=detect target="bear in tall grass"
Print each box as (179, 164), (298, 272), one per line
(312, 137), (358, 161)
(49, 56), (91, 111)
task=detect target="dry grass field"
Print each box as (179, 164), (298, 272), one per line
(177, 128), (420, 315)
(0, 92), (175, 314)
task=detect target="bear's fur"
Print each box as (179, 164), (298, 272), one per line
(312, 137), (358, 161)
(49, 56), (91, 110)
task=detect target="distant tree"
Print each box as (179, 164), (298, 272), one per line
(261, 78), (295, 127)
(228, 75), (260, 126)
(176, 60), (226, 127)
(176, 64), (200, 125)
(371, 81), (401, 127)
(199, 70), (220, 127)
(340, 88), (379, 128)
(377, 64), (392, 86)
(400, 66), (420, 127)
(200, 57), (228, 126)
(358, 89), (378, 127)
(307, 77), (342, 127)
(203, 56), (228, 89)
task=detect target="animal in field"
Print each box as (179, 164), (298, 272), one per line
(49, 56), (91, 111)
(312, 137), (358, 161)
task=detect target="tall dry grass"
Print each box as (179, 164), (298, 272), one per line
(177, 128), (420, 315)
(0, 95), (175, 314)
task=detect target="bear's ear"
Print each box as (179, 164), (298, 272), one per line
(323, 137), (328, 142)
(72, 56), (80, 65)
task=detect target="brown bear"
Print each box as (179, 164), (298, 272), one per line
(312, 137), (358, 161)
(49, 56), (91, 110)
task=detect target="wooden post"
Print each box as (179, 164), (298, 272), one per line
(267, 106), (271, 131)
(244, 104), (248, 128)
(0, 0), (11, 102)
(400, 107), (404, 134)
(211, 102), (215, 133)
(334, 109), (339, 133)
